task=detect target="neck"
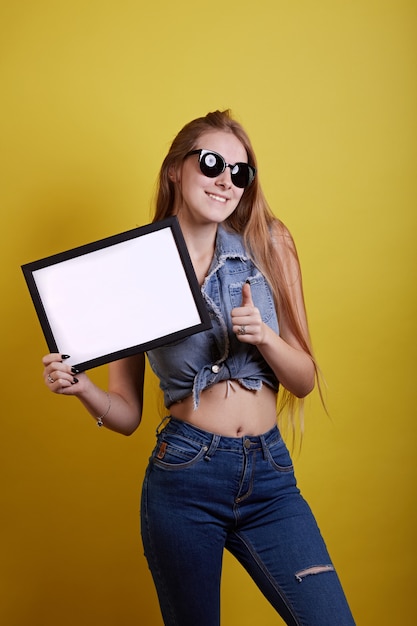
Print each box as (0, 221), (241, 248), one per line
(176, 216), (218, 285)
(176, 215), (218, 253)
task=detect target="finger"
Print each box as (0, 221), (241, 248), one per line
(43, 357), (78, 387)
(241, 282), (254, 307)
(50, 368), (79, 384)
(234, 323), (250, 337)
(46, 371), (78, 392)
(42, 353), (70, 367)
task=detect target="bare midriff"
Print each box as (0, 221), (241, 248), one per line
(168, 381), (278, 438)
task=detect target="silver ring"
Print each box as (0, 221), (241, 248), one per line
(238, 325), (246, 336)
(47, 375), (55, 383)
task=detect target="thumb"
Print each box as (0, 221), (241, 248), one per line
(241, 281), (254, 307)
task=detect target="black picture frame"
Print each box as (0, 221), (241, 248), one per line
(22, 216), (211, 371)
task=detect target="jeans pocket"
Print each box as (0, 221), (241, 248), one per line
(151, 434), (209, 471)
(265, 437), (294, 472)
(229, 273), (275, 324)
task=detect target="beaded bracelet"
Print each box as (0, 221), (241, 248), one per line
(96, 392), (111, 427)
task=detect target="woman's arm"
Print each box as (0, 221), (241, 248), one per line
(231, 228), (315, 398)
(42, 353), (145, 435)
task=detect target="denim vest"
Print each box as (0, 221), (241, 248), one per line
(146, 225), (280, 408)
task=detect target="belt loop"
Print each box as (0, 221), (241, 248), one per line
(204, 434), (221, 461)
(156, 415), (170, 436)
(260, 434), (268, 460)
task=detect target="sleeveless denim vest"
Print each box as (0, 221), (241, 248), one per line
(146, 224), (280, 408)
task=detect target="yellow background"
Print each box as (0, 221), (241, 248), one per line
(1, 1), (416, 624)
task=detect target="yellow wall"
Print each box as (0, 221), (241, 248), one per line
(1, 1), (416, 624)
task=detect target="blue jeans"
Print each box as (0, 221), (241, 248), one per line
(141, 418), (355, 626)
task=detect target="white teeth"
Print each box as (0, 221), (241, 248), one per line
(207, 193), (227, 203)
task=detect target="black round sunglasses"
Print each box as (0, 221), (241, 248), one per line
(185, 149), (256, 189)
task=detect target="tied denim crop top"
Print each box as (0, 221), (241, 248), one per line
(146, 225), (280, 408)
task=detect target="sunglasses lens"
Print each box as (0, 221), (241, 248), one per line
(200, 152), (224, 178)
(230, 164), (252, 188)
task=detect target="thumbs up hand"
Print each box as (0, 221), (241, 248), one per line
(231, 281), (265, 345)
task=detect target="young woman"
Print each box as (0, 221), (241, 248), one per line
(42, 110), (355, 625)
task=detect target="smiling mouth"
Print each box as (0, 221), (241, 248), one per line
(206, 192), (227, 203)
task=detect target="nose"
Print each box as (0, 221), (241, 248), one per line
(215, 166), (233, 189)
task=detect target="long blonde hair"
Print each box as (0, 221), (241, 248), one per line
(153, 110), (321, 437)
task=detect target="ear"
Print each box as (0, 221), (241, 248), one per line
(168, 165), (179, 183)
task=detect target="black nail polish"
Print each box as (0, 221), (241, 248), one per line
(72, 377), (79, 384)
(61, 354), (71, 360)
(71, 366), (79, 374)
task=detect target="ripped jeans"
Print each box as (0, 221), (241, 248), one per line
(141, 418), (355, 626)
